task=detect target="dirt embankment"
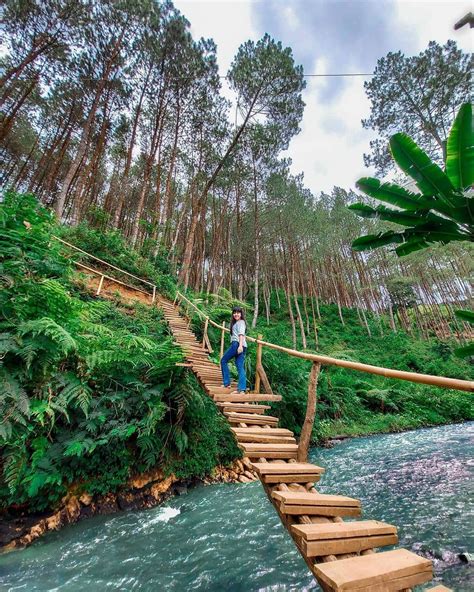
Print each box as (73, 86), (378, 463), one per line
(1, 458), (258, 552)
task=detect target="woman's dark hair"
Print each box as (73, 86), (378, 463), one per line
(230, 306), (246, 331)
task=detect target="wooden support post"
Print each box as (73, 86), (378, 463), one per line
(96, 274), (105, 296)
(173, 293), (178, 305)
(152, 286), (156, 304)
(220, 321), (226, 359)
(202, 318), (209, 350)
(254, 334), (263, 393)
(185, 302), (190, 327)
(297, 361), (321, 462)
(256, 364), (273, 394)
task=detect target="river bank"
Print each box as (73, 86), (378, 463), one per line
(1, 423), (472, 591)
(0, 459), (258, 553)
(324, 417), (473, 443)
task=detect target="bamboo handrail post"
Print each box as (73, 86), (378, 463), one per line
(255, 334), (263, 393)
(220, 321), (226, 359)
(96, 274), (105, 296)
(297, 362), (321, 462)
(185, 302), (190, 326)
(203, 318), (209, 350)
(152, 286), (156, 304)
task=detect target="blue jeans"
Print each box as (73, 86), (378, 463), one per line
(221, 342), (247, 392)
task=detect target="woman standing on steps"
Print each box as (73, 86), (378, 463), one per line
(221, 306), (247, 393)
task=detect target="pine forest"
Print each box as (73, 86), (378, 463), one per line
(0, 1), (473, 587)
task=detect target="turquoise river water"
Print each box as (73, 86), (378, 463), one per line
(1, 422), (472, 591)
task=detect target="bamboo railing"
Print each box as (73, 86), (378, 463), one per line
(175, 290), (473, 393)
(52, 236), (158, 302)
(175, 289), (472, 461)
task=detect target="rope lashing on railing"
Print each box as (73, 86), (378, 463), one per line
(175, 291), (474, 393)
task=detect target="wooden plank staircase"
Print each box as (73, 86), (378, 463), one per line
(67, 247), (458, 592)
(156, 296), (437, 592)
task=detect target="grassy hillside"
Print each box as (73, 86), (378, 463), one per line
(1, 192), (472, 516)
(189, 293), (473, 440)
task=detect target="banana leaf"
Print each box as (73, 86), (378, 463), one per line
(349, 203), (430, 226)
(395, 240), (430, 256)
(389, 133), (455, 202)
(355, 177), (434, 211)
(446, 103), (474, 190)
(352, 231), (403, 251)
(454, 309), (474, 325)
(349, 203), (465, 232)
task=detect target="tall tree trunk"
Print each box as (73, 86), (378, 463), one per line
(252, 155), (260, 329)
(179, 85), (263, 286)
(113, 64), (152, 228)
(291, 248), (307, 348)
(55, 30), (126, 218)
(0, 73), (39, 142)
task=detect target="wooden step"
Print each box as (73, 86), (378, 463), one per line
(251, 462), (324, 483)
(234, 433), (296, 444)
(207, 387), (238, 396)
(313, 548), (432, 591)
(196, 373), (222, 380)
(213, 393), (282, 402)
(219, 404), (270, 414)
(292, 520), (398, 557)
(196, 374), (222, 380)
(272, 491), (361, 517)
(240, 443), (298, 459)
(225, 412), (279, 425)
(232, 427), (294, 436)
(180, 347), (209, 353)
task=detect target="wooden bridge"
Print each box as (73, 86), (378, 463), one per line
(57, 236), (472, 591)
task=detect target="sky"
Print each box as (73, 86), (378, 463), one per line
(173, 0), (472, 196)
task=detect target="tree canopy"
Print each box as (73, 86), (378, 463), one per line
(362, 40), (472, 175)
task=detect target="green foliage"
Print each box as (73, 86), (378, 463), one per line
(166, 373), (241, 479)
(362, 40), (472, 175)
(351, 103), (473, 256)
(187, 291), (473, 444)
(453, 309), (474, 358)
(0, 193), (240, 513)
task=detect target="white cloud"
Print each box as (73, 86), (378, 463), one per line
(173, 0), (259, 74)
(395, 1), (473, 54)
(285, 75), (376, 194)
(173, 0), (473, 196)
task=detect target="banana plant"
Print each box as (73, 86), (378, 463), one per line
(350, 102), (473, 256)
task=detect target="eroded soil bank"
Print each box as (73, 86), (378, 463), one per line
(1, 458), (258, 552)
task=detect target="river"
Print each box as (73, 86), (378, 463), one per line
(1, 423), (472, 591)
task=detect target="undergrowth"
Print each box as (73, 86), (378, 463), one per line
(184, 289), (473, 441)
(0, 192), (239, 513)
